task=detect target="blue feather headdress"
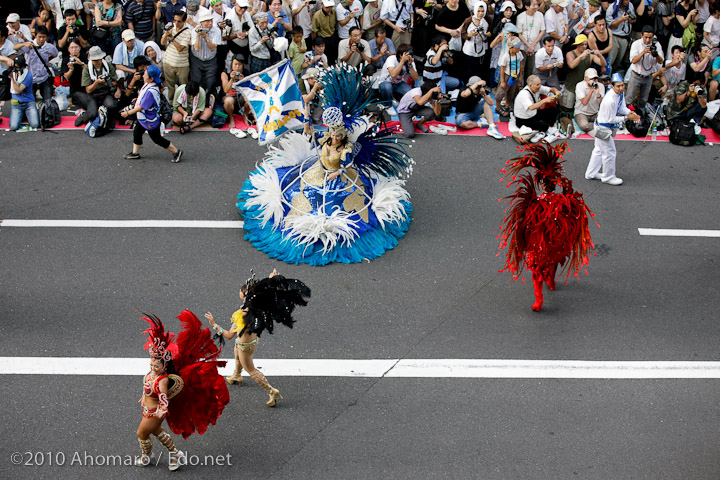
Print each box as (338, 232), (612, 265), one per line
(317, 64), (380, 132)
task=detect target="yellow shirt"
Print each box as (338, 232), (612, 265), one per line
(231, 309), (246, 333)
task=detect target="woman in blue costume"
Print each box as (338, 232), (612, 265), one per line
(237, 65), (415, 266)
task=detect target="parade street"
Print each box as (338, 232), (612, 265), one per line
(1, 130), (719, 480)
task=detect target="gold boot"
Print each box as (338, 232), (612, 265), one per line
(135, 438), (153, 467)
(155, 429), (185, 471)
(249, 369), (283, 407)
(226, 360), (243, 385)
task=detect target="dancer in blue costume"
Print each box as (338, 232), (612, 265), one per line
(237, 65), (415, 266)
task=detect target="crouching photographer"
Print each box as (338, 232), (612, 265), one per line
(456, 76), (504, 138)
(665, 80), (707, 123)
(75, 46), (120, 128)
(8, 55), (40, 131)
(396, 80), (440, 138)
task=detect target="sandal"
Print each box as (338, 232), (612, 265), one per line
(179, 125), (191, 134)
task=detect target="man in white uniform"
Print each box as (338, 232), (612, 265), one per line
(585, 73), (640, 186)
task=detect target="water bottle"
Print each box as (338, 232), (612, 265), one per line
(651, 124), (657, 141)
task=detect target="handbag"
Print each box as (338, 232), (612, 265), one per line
(682, 22), (696, 49)
(91, 26), (109, 42)
(594, 124), (613, 140)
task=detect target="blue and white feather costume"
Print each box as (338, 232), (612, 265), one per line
(237, 65), (415, 266)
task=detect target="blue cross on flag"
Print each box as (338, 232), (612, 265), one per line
(236, 60), (307, 146)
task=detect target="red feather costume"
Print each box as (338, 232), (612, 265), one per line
(498, 142), (596, 311)
(142, 310), (230, 439)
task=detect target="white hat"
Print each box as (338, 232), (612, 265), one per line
(88, 46), (106, 61)
(121, 29), (135, 41)
(584, 67), (598, 79)
(198, 8), (214, 22)
(302, 67), (320, 79)
(500, 1), (517, 12)
(322, 0), (335, 7)
(6, 13), (20, 23)
(235, 0), (250, 7)
(551, 0), (569, 7)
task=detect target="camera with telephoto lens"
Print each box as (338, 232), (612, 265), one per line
(589, 80), (598, 88)
(626, 10), (636, 20)
(354, 41), (365, 52)
(197, 27), (209, 33)
(431, 91), (450, 100)
(99, 72), (111, 80)
(12, 55), (27, 72)
(649, 42), (658, 57)
(444, 50), (454, 59)
(402, 18), (413, 33)
(266, 25), (279, 38)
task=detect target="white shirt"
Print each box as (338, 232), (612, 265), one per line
(211, 5), (233, 45)
(597, 87), (630, 126)
(7, 23), (32, 45)
(191, 25), (222, 60)
(516, 11), (545, 52)
(544, 8), (568, 43)
(534, 45), (563, 69)
(292, 0), (313, 38)
(664, 58), (686, 90)
(378, 55), (414, 84)
(574, 79), (604, 115)
(336, 0), (364, 39)
(629, 38), (663, 76)
(514, 84), (551, 119)
(498, 51), (524, 77)
(463, 18), (489, 57)
(227, 8), (254, 47)
(704, 15), (720, 47)
(338, 38), (371, 66)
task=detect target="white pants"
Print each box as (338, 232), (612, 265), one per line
(586, 135), (617, 180)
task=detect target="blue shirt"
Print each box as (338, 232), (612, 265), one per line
(12, 69), (35, 103)
(159, 0), (186, 24)
(137, 83), (161, 130)
(268, 11), (290, 37)
(369, 38), (395, 67)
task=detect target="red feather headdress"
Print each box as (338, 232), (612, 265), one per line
(141, 313), (179, 363)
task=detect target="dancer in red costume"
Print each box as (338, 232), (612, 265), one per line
(136, 310), (230, 470)
(498, 142), (596, 312)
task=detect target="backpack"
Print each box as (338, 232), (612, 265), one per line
(38, 99), (61, 130)
(84, 105), (111, 138)
(210, 102), (229, 128)
(668, 119), (696, 146)
(158, 94), (173, 126)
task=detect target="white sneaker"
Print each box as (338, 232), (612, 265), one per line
(584, 173), (602, 180)
(230, 128), (247, 138)
(487, 124), (505, 140)
(602, 176), (623, 186)
(428, 125), (448, 135)
(479, 116), (489, 127)
(442, 125), (457, 132)
(247, 128), (259, 139)
(386, 106), (398, 117)
(530, 132), (545, 143)
(547, 126), (559, 136)
(572, 128), (584, 138)
(543, 134), (558, 143)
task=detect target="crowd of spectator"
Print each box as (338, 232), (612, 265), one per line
(0, 0), (718, 138)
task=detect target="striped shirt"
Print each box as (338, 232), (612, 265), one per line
(163, 26), (192, 68)
(123, 0), (156, 40)
(190, 26), (222, 61)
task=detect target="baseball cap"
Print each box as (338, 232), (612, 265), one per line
(147, 64), (163, 84)
(551, 0), (569, 7)
(235, 0), (250, 7)
(302, 67), (320, 79)
(122, 29), (135, 41)
(468, 76), (482, 85)
(198, 9), (214, 22)
(584, 67), (598, 79)
(322, 0), (335, 7)
(6, 13), (20, 23)
(573, 34), (588, 45)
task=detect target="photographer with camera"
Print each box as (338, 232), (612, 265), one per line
(113, 29), (146, 80)
(172, 80), (213, 133)
(76, 45), (120, 127)
(291, 0), (314, 41)
(302, 37), (329, 75)
(209, 0), (234, 79)
(663, 45), (687, 93)
(533, 36), (563, 88)
(62, 38), (88, 105)
(162, 10), (192, 105)
(514, 74), (561, 139)
(665, 79), (707, 122)
(462, 2), (491, 80)
(338, 26), (372, 66)
(7, 56), (40, 131)
(226, 0), (254, 63)
(336, 0), (364, 41)
(562, 33), (606, 108)
(396, 80), (440, 137)
(377, 44), (419, 113)
(58, 9), (89, 72)
(249, 12), (277, 73)
(455, 76), (505, 138)
(606, 0), (636, 73)
(380, 0), (415, 48)
(6, 13), (33, 46)
(573, 67), (604, 133)
(190, 9), (221, 93)
(423, 36), (461, 91)
(626, 25), (663, 110)
(221, 54), (259, 138)
(12, 25), (58, 103)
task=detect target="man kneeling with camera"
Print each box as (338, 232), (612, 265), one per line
(396, 80), (441, 137)
(456, 76), (504, 139)
(76, 46), (120, 128)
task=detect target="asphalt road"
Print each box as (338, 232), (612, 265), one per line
(1, 129), (719, 479)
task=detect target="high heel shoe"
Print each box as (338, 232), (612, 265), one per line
(266, 388), (283, 407)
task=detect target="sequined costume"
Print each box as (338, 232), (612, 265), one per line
(237, 65), (415, 266)
(498, 142), (596, 311)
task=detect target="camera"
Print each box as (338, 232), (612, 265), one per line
(164, 23), (174, 31)
(695, 87), (704, 96)
(626, 10), (637, 20)
(589, 80), (597, 88)
(354, 41), (365, 52)
(587, 49), (595, 54)
(402, 18), (413, 33)
(99, 72), (110, 80)
(431, 91), (450, 100)
(649, 42), (658, 57)
(266, 25), (279, 38)
(444, 50), (454, 59)
(242, 22), (252, 32)
(69, 57), (76, 64)
(233, 71), (243, 78)
(197, 27), (209, 33)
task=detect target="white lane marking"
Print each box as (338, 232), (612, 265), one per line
(0, 220), (244, 229)
(638, 228), (720, 238)
(2, 357), (720, 379)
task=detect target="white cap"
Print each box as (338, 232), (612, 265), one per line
(6, 13), (20, 23)
(322, 0), (335, 7)
(198, 8), (214, 22)
(551, 0), (569, 7)
(121, 29), (135, 41)
(235, 0), (250, 7)
(585, 67), (598, 79)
